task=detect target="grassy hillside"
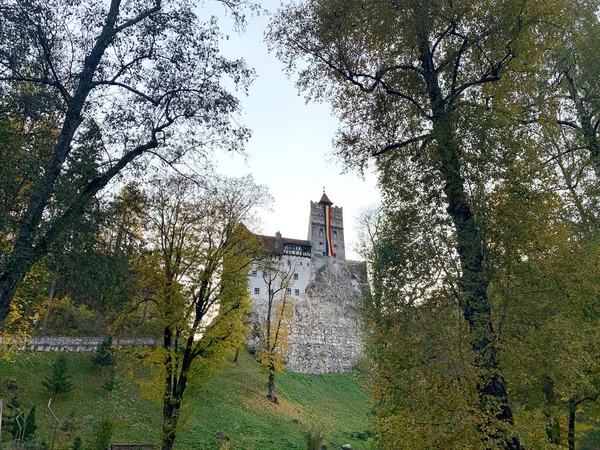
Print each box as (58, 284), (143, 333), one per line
(0, 348), (372, 450)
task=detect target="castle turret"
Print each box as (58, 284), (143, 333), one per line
(307, 191), (345, 261)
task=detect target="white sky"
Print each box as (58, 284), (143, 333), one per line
(200, 0), (381, 260)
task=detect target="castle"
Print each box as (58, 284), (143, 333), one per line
(248, 192), (366, 374)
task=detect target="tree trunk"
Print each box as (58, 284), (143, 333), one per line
(267, 365), (277, 403)
(161, 326), (196, 450)
(568, 397), (576, 450)
(545, 410), (561, 445)
(41, 272), (58, 334)
(233, 347), (239, 364)
(542, 376), (560, 444)
(564, 71), (600, 179)
(162, 397), (180, 450)
(431, 105), (521, 449)
(0, 244), (38, 322)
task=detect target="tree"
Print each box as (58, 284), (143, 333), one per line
(42, 354), (73, 397)
(91, 337), (116, 374)
(255, 253), (297, 403)
(51, 183), (147, 327)
(268, 1), (568, 448)
(0, 0), (253, 322)
(120, 174), (269, 450)
(23, 405), (36, 442)
(526, 3), (600, 233)
(517, 7), (600, 442)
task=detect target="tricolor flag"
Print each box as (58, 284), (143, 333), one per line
(323, 204), (335, 257)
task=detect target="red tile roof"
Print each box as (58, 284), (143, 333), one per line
(319, 192), (333, 204)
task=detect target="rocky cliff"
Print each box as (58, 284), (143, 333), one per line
(285, 257), (367, 373)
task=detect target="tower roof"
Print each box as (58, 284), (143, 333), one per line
(319, 192), (333, 205)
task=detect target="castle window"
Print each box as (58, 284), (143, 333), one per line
(319, 242), (323, 246)
(333, 230), (337, 240)
(319, 228), (323, 237)
(334, 244), (338, 249)
(286, 288), (292, 294)
(294, 289), (300, 296)
(254, 288), (260, 295)
(294, 273), (298, 280)
(263, 271), (267, 278)
(251, 270), (257, 277)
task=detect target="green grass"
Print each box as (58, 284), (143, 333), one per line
(0, 349), (372, 450)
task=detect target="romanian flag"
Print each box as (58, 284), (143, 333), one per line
(323, 204), (335, 257)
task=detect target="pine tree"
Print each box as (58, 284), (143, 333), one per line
(91, 337), (115, 374)
(42, 354), (73, 397)
(23, 405), (36, 441)
(102, 369), (121, 392)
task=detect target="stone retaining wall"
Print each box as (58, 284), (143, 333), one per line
(0, 337), (158, 352)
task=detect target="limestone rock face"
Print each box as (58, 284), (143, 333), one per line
(285, 256), (366, 374)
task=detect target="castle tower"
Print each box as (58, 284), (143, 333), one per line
(307, 191), (345, 261)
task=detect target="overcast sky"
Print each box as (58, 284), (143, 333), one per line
(201, 1), (381, 260)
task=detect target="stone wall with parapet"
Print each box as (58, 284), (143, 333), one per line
(285, 256), (367, 374)
(0, 336), (158, 352)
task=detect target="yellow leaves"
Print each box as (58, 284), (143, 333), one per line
(258, 295), (295, 373)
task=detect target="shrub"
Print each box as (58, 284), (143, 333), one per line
(94, 419), (114, 450)
(72, 436), (84, 450)
(304, 425), (325, 450)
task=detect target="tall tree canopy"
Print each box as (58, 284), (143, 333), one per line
(0, 0), (253, 322)
(269, 0), (573, 448)
(118, 174), (269, 450)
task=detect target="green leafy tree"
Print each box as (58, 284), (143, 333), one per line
(42, 354), (73, 397)
(0, 0), (254, 323)
(268, 0), (572, 448)
(518, 6), (600, 443)
(119, 174), (269, 450)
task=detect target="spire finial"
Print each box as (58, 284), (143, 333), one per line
(323, 185), (326, 194)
